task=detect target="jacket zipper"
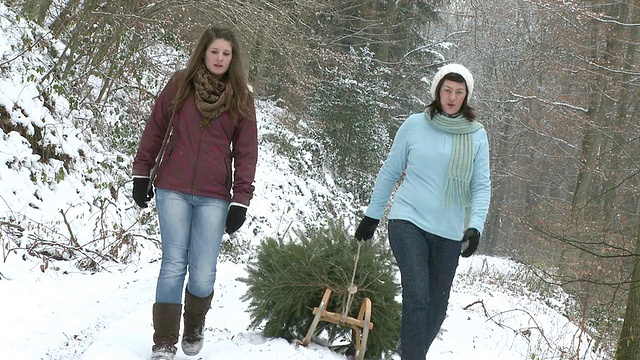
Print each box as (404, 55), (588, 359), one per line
(224, 157), (230, 189)
(192, 128), (204, 193)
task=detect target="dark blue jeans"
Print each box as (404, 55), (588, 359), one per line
(388, 219), (461, 359)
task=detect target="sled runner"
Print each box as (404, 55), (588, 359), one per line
(298, 287), (373, 360)
(298, 242), (373, 360)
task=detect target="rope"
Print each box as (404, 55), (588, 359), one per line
(341, 241), (362, 323)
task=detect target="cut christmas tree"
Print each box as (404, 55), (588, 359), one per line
(239, 218), (401, 359)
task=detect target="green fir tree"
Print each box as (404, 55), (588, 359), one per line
(239, 218), (401, 359)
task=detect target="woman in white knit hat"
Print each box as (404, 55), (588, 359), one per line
(355, 63), (491, 358)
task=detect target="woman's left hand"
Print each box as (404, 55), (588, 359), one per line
(461, 228), (480, 257)
(225, 205), (247, 234)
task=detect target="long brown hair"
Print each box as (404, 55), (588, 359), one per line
(427, 72), (476, 121)
(171, 26), (254, 121)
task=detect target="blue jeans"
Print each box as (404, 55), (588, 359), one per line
(154, 188), (228, 304)
(388, 219), (461, 359)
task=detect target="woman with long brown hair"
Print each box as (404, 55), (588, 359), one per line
(132, 26), (258, 360)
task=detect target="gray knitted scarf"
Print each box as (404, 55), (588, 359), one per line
(426, 112), (484, 207)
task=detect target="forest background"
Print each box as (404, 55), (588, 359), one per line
(1, 0), (639, 359)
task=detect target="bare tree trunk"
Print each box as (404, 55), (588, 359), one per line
(22, 0), (53, 25)
(36, 0), (53, 24)
(572, 125), (603, 210)
(615, 217), (640, 359)
(572, 0), (624, 212)
(483, 111), (516, 255)
(50, 0), (82, 37)
(22, 0), (38, 21)
(602, 3), (639, 223)
(248, 26), (268, 95)
(376, 1), (398, 63)
(613, 1), (640, 355)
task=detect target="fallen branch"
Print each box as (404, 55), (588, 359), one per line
(59, 209), (79, 247)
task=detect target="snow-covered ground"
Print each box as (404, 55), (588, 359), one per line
(1, 251), (603, 360)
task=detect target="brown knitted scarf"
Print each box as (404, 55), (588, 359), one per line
(194, 63), (233, 127)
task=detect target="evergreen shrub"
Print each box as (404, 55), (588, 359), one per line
(239, 218), (401, 359)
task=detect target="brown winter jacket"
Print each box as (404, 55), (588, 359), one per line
(132, 70), (258, 206)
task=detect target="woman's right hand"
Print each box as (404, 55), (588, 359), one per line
(132, 177), (154, 208)
(354, 216), (380, 241)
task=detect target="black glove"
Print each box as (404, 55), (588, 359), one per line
(461, 228), (480, 257)
(132, 177), (154, 208)
(354, 216), (380, 241)
(225, 205), (247, 234)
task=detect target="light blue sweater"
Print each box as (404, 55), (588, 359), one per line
(365, 112), (491, 241)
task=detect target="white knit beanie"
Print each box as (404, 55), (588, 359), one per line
(430, 63), (474, 100)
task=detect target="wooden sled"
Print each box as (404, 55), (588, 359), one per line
(298, 288), (374, 360)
